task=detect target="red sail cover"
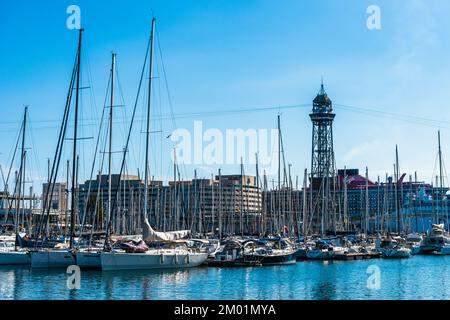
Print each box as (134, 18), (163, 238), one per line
(120, 240), (149, 253)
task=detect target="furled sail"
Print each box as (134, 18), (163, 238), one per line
(142, 218), (190, 241)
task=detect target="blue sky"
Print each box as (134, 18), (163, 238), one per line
(2, 0), (450, 194)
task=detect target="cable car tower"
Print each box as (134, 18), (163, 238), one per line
(309, 81), (340, 235)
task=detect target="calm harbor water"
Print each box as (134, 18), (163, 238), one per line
(0, 256), (449, 300)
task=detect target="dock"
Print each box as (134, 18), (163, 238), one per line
(333, 251), (381, 261)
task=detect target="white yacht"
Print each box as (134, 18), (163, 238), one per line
(243, 238), (297, 265)
(418, 224), (450, 255)
(406, 233), (423, 255)
(306, 239), (346, 260)
(375, 236), (411, 259)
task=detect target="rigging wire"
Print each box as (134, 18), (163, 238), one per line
(155, 29), (188, 180)
(78, 67), (110, 237)
(3, 101), (450, 133)
(3, 121), (23, 194)
(107, 30), (152, 240)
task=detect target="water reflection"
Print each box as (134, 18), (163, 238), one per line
(0, 267), (18, 299)
(100, 268), (192, 300)
(0, 256), (449, 300)
(310, 261), (338, 300)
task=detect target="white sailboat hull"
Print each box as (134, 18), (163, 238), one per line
(76, 251), (101, 268)
(100, 250), (208, 271)
(30, 250), (76, 268)
(0, 251), (30, 265)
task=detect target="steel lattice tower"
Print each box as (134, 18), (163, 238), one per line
(309, 83), (339, 235)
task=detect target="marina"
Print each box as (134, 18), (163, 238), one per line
(1, 1), (450, 303)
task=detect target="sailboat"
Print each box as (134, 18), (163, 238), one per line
(100, 17), (207, 271)
(0, 107), (31, 265)
(372, 148), (411, 259)
(101, 217), (206, 270)
(76, 52), (117, 269)
(31, 29), (83, 268)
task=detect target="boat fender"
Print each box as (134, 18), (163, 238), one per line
(174, 253), (178, 264)
(186, 253), (190, 264)
(160, 253), (164, 264)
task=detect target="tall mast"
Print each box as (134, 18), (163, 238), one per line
(395, 145), (400, 233)
(302, 169), (307, 238)
(393, 164), (398, 234)
(173, 148), (177, 231)
(277, 115), (281, 233)
(437, 130), (443, 224)
(240, 157), (244, 236)
(200, 173), (203, 235)
(309, 171), (313, 235)
(107, 52), (116, 235)
(438, 131), (443, 189)
(211, 173), (214, 236)
(288, 163), (292, 236)
(174, 148), (181, 230)
(410, 174), (416, 233)
(14, 170), (19, 236)
(343, 166), (348, 232)
(218, 168), (222, 239)
(143, 18), (156, 225)
(255, 153), (260, 235)
(193, 169), (197, 233)
(69, 28), (83, 249)
(28, 185), (33, 236)
(277, 115), (281, 191)
(365, 167), (369, 234)
(76, 155), (79, 231)
(65, 160), (69, 239)
(15, 107), (27, 250)
(296, 174), (299, 237)
(20, 106), (27, 216)
(47, 158), (50, 183)
(376, 175), (380, 233)
(384, 172), (388, 234)
(263, 170), (268, 233)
